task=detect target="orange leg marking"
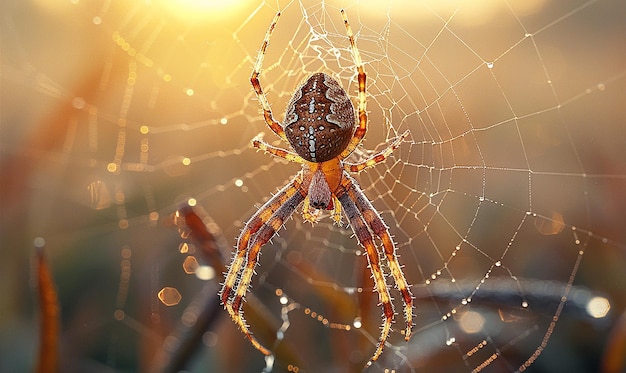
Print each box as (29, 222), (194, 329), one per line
(337, 189), (393, 365)
(250, 12), (288, 142)
(345, 130), (410, 173)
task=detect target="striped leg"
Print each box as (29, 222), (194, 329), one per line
(230, 189), (306, 316)
(337, 188), (394, 365)
(344, 130), (410, 173)
(345, 174), (414, 341)
(339, 9), (368, 159)
(250, 12), (288, 142)
(252, 134), (304, 164)
(220, 172), (304, 354)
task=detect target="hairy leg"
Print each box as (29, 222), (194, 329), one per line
(338, 189), (394, 365)
(344, 130), (410, 173)
(220, 173), (304, 354)
(252, 134), (304, 164)
(250, 12), (288, 142)
(339, 9), (368, 159)
(344, 174), (414, 340)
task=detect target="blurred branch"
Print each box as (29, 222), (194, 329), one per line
(34, 241), (60, 373)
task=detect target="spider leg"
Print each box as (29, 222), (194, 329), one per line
(231, 188), (305, 314)
(337, 189), (394, 365)
(252, 134), (304, 164)
(339, 9), (367, 159)
(220, 172), (305, 355)
(343, 174), (414, 340)
(251, 12), (288, 142)
(345, 130), (410, 173)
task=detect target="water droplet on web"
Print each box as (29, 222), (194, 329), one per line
(495, 260), (501, 267)
(446, 337), (456, 346)
(486, 62), (494, 69)
(521, 300), (528, 308)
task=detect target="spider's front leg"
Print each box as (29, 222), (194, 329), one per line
(220, 173), (305, 355)
(344, 174), (414, 339)
(337, 189), (394, 365)
(337, 174), (414, 365)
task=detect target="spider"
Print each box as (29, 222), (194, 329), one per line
(220, 10), (414, 365)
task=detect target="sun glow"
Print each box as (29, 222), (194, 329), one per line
(157, 0), (250, 20)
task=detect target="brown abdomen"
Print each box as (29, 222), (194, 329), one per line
(283, 72), (355, 163)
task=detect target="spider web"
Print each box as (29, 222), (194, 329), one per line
(1, 0), (625, 372)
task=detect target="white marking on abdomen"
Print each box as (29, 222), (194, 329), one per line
(308, 125), (316, 161)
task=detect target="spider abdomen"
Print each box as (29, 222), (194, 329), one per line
(283, 72), (355, 163)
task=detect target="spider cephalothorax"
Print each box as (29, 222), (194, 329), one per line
(220, 10), (414, 366)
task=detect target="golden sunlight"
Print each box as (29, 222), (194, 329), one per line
(156, 0), (251, 21)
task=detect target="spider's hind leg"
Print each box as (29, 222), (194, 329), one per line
(250, 12), (288, 142)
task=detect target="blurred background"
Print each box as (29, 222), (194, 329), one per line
(1, 0), (625, 372)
